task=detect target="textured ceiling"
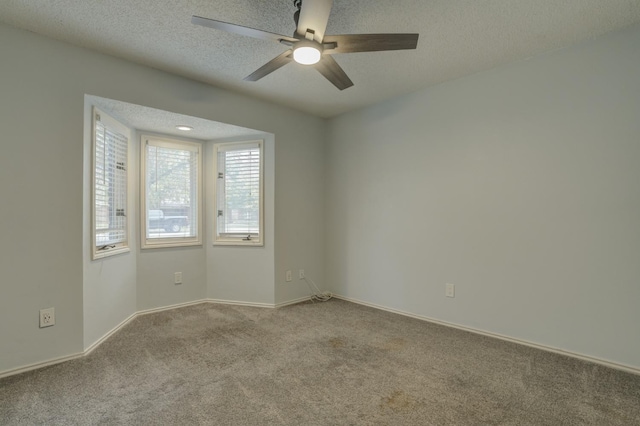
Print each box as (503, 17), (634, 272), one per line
(3, 0), (640, 118)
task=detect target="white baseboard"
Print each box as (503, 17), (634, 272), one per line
(207, 296), (313, 309)
(0, 299), (209, 379)
(136, 299), (209, 317)
(84, 312), (137, 356)
(208, 296), (311, 309)
(84, 300), (209, 356)
(333, 294), (640, 376)
(274, 296), (311, 308)
(0, 297), (292, 379)
(0, 352), (85, 380)
(0, 298), (301, 378)
(207, 298), (275, 309)
(5, 294), (635, 379)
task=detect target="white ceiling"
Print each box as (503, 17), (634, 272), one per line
(3, 0), (640, 118)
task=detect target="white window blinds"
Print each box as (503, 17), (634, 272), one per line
(93, 111), (128, 257)
(142, 137), (201, 247)
(215, 141), (263, 245)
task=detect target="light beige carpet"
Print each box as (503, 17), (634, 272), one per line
(1, 299), (639, 425)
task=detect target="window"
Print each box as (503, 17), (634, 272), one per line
(213, 140), (264, 246)
(92, 108), (129, 259)
(141, 135), (202, 248)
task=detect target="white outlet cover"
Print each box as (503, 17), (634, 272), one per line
(286, 270), (292, 282)
(39, 307), (55, 328)
(299, 269), (305, 279)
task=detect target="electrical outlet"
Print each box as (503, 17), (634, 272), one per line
(445, 283), (455, 298)
(286, 270), (292, 282)
(299, 269), (305, 279)
(174, 272), (182, 284)
(40, 307), (55, 328)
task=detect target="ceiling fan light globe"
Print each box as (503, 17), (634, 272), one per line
(293, 46), (321, 65)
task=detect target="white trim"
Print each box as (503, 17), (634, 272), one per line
(215, 141), (261, 152)
(212, 139), (265, 247)
(140, 134), (203, 250)
(208, 298), (275, 309)
(333, 294), (640, 376)
(4, 295), (637, 379)
(206, 297), (311, 309)
(0, 300), (207, 379)
(84, 312), (137, 355)
(136, 299), (209, 316)
(0, 352), (84, 379)
(144, 138), (200, 152)
(85, 299), (209, 354)
(91, 107), (130, 260)
(207, 296), (310, 309)
(274, 296), (311, 308)
(92, 246), (130, 260)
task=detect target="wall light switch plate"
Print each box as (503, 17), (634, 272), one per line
(445, 283), (455, 298)
(174, 272), (183, 284)
(286, 270), (292, 282)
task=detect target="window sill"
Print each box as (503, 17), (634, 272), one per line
(213, 239), (264, 247)
(92, 246), (130, 260)
(142, 239), (202, 250)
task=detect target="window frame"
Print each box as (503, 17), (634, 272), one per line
(140, 134), (203, 249)
(212, 140), (265, 247)
(91, 107), (130, 260)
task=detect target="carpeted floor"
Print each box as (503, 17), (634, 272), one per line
(1, 299), (639, 425)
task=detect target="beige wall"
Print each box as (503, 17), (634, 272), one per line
(2, 18), (638, 375)
(326, 24), (640, 369)
(0, 23), (326, 374)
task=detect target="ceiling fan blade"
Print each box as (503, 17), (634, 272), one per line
(323, 33), (419, 54)
(314, 55), (353, 90)
(296, 0), (333, 42)
(192, 16), (298, 44)
(244, 51), (293, 82)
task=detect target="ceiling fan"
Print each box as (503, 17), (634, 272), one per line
(191, 0), (419, 90)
